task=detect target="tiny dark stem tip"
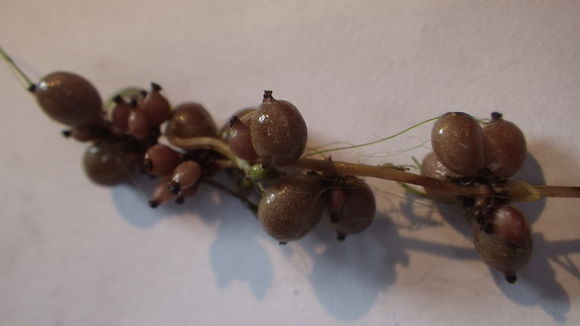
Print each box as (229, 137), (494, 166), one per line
(113, 95), (124, 104)
(140, 90), (148, 97)
(278, 241), (287, 245)
(151, 82), (162, 92)
(143, 159), (153, 171)
(27, 84), (36, 92)
(336, 234), (347, 241)
(168, 182), (181, 195)
(505, 274), (517, 284)
(148, 200), (159, 208)
(491, 112), (503, 121)
(129, 99), (138, 107)
(263, 90), (273, 100)
(61, 130), (72, 138)
(229, 115), (241, 128)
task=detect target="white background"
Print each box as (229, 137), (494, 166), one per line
(1, 0), (579, 325)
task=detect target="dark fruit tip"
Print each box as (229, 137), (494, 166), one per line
(113, 95), (124, 104)
(168, 182), (181, 195)
(229, 115), (241, 128)
(505, 274), (517, 284)
(148, 200), (159, 208)
(27, 84), (36, 92)
(143, 159), (153, 172)
(336, 234), (347, 241)
(278, 241), (287, 245)
(139, 90), (148, 97)
(61, 130), (72, 138)
(175, 196), (185, 204)
(129, 99), (138, 107)
(263, 90), (274, 100)
(491, 112), (503, 122)
(151, 82), (162, 92)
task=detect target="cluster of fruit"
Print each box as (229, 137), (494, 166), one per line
(420, 112), (531, 283)
(5, 43), (539, 283)
(26, 70), (377, 245)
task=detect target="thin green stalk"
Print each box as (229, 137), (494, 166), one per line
(303, 116), (440, 158)
(0, 46), (35, 91)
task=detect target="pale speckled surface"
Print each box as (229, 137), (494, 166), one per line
(1, 1), (579, 325)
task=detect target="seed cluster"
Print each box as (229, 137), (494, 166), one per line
(22, 65), (537, 285)
(422, 111), (531, 283)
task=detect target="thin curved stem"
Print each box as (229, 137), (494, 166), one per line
(0, 46), (35, 91)
(303, 116), (440, 157)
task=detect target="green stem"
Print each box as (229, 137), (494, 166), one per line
(303, 116), (440, 157)
(0, 46), (35, 91)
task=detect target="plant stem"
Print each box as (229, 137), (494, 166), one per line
(168, 135), (580, 202)
(0, 46), (35, 91)
(303, 116), (440, 157)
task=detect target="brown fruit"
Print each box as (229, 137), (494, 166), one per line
(330, 176), (376, 237)
(227, 115), (259, 161)
(250, 91), (307, 166)
(431, 112), (484, 176)
(483, 117), (527, 178)
(473, 205), (533, 283)
(257, 175), (324, 242)
(165, 102), (217, 142)
(141, 83), (171, 126)
(34, 71), (103, 127)
(143, 144), (182, 177)
(83, 142), (134, 186)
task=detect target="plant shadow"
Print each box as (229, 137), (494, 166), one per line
(109, 150), (578, 322)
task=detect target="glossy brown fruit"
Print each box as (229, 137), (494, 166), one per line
(83, 142), (134, 186)
(483, 117), (527, 178)
(167, 160), (202, 195)
(250, 91), (307, 166)
(431, 112), (484, 177)
(141, 83), (171, 126)
(143, 144), (182, 177)
(420, 152), (461, 203)
(330, 176), (376, 238)
(473, 205), (533, 283)
(228, 115), (259, 161)
(34, 71), (103, 127)
(110, 96), (133, 132)
(127, 108), (149, 140)
(257, 175), (324, 242)
(165, 103), (217, 143)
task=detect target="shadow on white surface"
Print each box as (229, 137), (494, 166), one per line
(107, 153), (579, 323)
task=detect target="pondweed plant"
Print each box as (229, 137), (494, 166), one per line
(3, 45), (579, 284)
